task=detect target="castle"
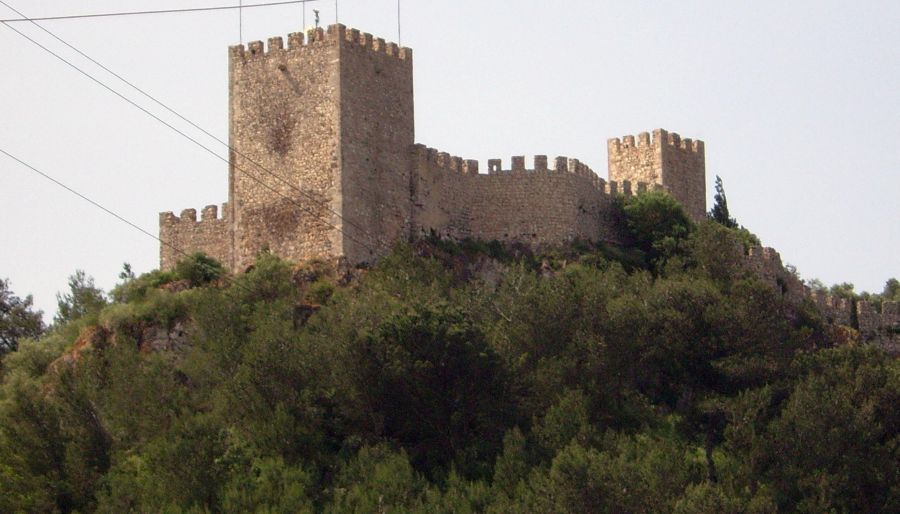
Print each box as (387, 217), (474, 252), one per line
(158, 24), (706, 271)
(158, 24), (897, 351)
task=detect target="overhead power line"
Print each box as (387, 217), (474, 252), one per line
(0, 1), (317, 23)
(0, 0), (390, 256)
(0, 147), (165, 251)
(0, 0), (383, 232)
(0, 147), (267, 298)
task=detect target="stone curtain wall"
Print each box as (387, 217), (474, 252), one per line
(608, 129), (706, 222)
(410, 146), (626, 247)
(811, 296), (900, 353)
(858, 301), (900, 352)
(744, 246), (805, 303)
(159, 205), (232, 270)
(809, 289), (853, 326)
(749, 251), (899, 353)
(408, 146), (476, 240)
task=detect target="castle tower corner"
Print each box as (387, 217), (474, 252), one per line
(607, 128), (706, 221)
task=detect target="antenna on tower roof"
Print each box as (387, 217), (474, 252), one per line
(238, 0), (243, 43)
(397, 0), (401, 45)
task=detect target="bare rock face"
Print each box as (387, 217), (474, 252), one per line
(47, 325), (112, 374)
(139, 322), (189, 354)
(159, 279), (191, 294)
(48, 317), (193, 376)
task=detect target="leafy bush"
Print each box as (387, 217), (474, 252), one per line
(110, 268), (177, 303)
(623, 191), (693, 269)
(0, 278), (44, 354)
(54, 270), (107, 326)
(306, 278), (335, 305)
(174, 253), (225, 287)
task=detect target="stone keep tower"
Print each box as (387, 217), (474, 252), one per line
(228, 25), (413, 270)
(607, 129), (706, 221)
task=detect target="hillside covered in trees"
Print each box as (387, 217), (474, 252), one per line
(1, 192), (898, 513)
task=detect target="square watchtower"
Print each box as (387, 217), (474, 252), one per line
(607, 129), (706, 221)
(228, 25), (414, 270)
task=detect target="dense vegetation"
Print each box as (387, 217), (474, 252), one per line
(1, 193), (898, 513)
(0, 278), (45, 355)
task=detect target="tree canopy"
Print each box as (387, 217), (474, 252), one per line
(0, 219), (896, 513)
(709, 175), (738, 229)
(0, 278), (44, 354)
(54, 270), (106, 326)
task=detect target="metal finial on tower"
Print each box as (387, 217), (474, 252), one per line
(314, 9), (320, 28)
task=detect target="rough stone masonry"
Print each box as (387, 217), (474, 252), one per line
(159, 24), (707, 272)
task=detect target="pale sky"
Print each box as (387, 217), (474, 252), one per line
(1, 0), (898, 319)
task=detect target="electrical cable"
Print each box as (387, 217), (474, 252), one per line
(0, 8), (387, 256)
(0, 147), (166, 250)
(0, 0), (392, 254)
(0, 1), (318, 23)
(1, 146), (279, 298)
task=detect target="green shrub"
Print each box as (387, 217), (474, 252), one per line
(307, 279), (335, 305)
(110, 269), (177, 303)
(623, 191), (693, 269)
(174, 253), (225, 287)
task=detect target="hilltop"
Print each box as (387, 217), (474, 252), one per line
(1, 193), (898, 513)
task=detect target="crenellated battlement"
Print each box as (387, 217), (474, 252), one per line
(160, 203), (229, 225)
(159, 204), (232, 270)
(342, 26), (412, 60)
(607, 131), (652, 152)
(413, 147), (606, 180)
(483, 155), (599, 178)
(656, 128), (704, 153)
(607, 129), (704, 155)
(411, 144), (479, 174)
(809, 289), (854, 326)
(809, 289), (852, 311)
(411, 145), (662, 199)
(857, 301), (900, 326)
(229, 24), (411, 63)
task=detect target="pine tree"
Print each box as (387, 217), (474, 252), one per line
(54, 270), (106, 326)
(709, 175), (738, 228)
(0, 278), (44, 353)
